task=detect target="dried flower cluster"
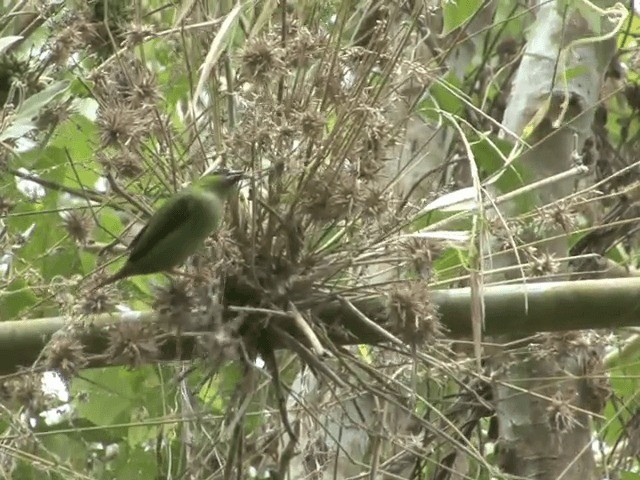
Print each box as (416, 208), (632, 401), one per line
(386, 282), (441, 346)
(106, 322), (160, 368)
(1, 4), (454, 401)
(525, 248), (560, 277)
(93, 56), (161, 179)
(44, 335), (87, 378)
(546, 390), (579, 433)
(80, 289), (113, 314)
(153, 280), (194, 329)
(0, 373), (52, 414)
(62, 210), (93, 244)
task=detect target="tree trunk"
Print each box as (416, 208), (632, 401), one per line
(491, 1), (618, 478)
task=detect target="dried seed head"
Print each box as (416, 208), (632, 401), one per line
(44, 335), (87, 378)
(96, 103), (146, 148)
(80, 289), (113, 314)
(125, 64), (160, 108)
(203, 226), (244, 278)
(85, 0), (132, 56)
(547, 390), (578, 433)
(73, 16), (100, 46)
(98, 149), (144, 178)
(526, 248), (560, 277)
(540, 201), (578, 234)
(581, 348), (611, 414)
(401, 238), (440, 279)
(285, 26), (326, 68)
(62, 210), (93, 244)
(123, 22), (154, 48)
(153, 280), (193, 329)
(50, 25), (83, 65)
(240, 36), (286, 83)
(106, 322), (159, 368)
(300, 171), (358, 222)
(2, 374), (50, 413)
(360, 185), (393, 220)
(298, 109), (325, 138)
(387, 282), (441, 346)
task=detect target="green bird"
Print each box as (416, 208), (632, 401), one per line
(95, 171), (244, 288)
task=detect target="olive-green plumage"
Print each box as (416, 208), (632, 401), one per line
(96, 171), (243, 288)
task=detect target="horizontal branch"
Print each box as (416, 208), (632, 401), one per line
(2, 277), (640, 374)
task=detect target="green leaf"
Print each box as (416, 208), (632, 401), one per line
(128, 422), (158, 449)
(0, 278), (38, 321)
(111, 445), (157, 478)
(419, 73), (464, 120)
(442, 0), (482, 34)
(13, 208), (69, 279)
(14, 146), (69, 191)
(40, 433), (89, 473)
(71, 367), (160, 429)
(71, 365), (168, 451)
(0, 81), (71, 141)
(199, 362), (245, 413)
(50, 115), (100, 190)
(469, 133), (536, 213)
(432, 246), (468, 283)
(16, 80), (71, 123)
(96, 208), (124, 243)
(40, 243), (84, 280)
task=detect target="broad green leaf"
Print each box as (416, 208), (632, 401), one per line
(199, 362), (245, 413)
(71, 367), (160, 429)
(48, 115), (100, 191)
(469, 133), (536, 213)
(96, 208), (124, 243)
(5, 81), (72, 139)
(0, 278), (38, 321)
(14, 146), (68, 187)
(17, 81), (71, 120)
(128, 418), (158, 448)
(432, 246), (469, 283)
(17, 211), (68, 278)
(420, 73), (464, 120)
(442, 0), (482, 34)
(0, 123), (36, 141)
(40, 433), (89, 473)
(40, 243), (84, 280)
(111, 445), (157, 478)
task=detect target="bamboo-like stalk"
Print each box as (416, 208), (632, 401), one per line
(1, 277), (639, 374)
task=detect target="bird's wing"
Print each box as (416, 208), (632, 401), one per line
(127, 193), (194, 263)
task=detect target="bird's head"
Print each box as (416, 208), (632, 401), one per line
(197, 170), (245, 195)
